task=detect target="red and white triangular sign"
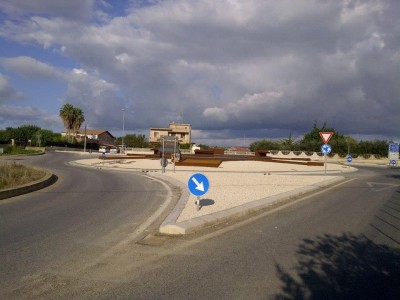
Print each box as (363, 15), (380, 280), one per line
(319, 132), (333, 144)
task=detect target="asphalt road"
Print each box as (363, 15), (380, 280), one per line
(1, 157), (399, 299)
(0, 152), (173, 298)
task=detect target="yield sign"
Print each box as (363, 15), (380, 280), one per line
(319, 132), (333, 144)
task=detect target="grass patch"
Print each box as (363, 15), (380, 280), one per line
(0, 145), (42, 156)
(0, 161), (46, 190)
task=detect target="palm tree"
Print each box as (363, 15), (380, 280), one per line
(59, 103), (75, 143)
(72, 107), (85, 143)
(59, 104), (85, 143)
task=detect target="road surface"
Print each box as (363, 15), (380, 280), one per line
(1, 155), (399, 299)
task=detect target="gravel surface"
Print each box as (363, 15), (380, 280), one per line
(171, 172), (339, 222)
(74, 158), (356, 223)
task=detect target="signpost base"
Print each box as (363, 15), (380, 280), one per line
(196, 196), (201, 210)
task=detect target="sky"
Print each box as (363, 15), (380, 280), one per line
(0, 0), (399, 147)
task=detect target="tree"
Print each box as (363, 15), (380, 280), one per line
(13, 125), (41, 147)
(71, 107), (85, 143)
(59, 104), (85, 143)
(0, 127), (15, 144)
(357, 140), (389, 156)
(280, 132), (298, 151)
(31, 129), (54, 147)
(59, 103), (75, 143)
(197, 144), (211, 150)
(117, 134), (149, 148)
(250, 139), (281, 151)
(298, 122), (347, 152)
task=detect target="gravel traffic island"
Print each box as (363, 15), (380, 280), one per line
(72, 157), (355, 235)
(155, 160), (353, 235)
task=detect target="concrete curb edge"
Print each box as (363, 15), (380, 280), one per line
(0, 172), (58, 200)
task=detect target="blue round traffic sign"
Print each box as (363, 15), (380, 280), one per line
(391, 160), (397, 166)
(321, 144), (332, 154)
(188, 173), (209, 197)
(347, 156), (353, 163)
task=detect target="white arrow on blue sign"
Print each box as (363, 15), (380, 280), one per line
(321, 144), (332, 154)
(347, 156), (352, 163)
(188, 173), (209, 197)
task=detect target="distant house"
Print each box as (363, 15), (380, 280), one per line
(149, 122), (191, 145)
(61, 130), (116, 146)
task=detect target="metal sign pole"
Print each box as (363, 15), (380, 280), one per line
(162, 137), (165, 173)
(324, 153), (327, 175)
(173, 137), (176, 173)
(196, 196), (200, 210)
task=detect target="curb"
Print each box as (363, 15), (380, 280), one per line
(158, 176), (346, 235)
(0, 172), (58, 200)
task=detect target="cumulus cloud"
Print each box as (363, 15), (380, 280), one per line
(63, 68), (126, 130)
(0, 0), (95, 20)
(0, 0), (400, 143)
(0, 104), (60, 129)
(1, 56), (64, 80)
(0, 74), (23, 103)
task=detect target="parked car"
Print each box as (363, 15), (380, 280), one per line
(110, 147), (120, 154)
(99, 146), (110, 153)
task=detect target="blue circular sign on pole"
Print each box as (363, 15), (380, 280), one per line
(391, 160), (397, 166)
(321, 144), (332, 154)
(188, 173), (209, 197)
(347, 156), (353, 163)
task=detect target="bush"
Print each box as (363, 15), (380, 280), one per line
(1, 146), (42, 155)
(3, 145), (16, 154)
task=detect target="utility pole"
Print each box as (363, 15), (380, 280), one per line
(122, 108), (125, 153)
(84, 124), (87, 152)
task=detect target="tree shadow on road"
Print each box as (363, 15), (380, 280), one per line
(273, 233), (400, 300)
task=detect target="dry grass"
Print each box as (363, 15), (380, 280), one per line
(0, 161), (46, 190)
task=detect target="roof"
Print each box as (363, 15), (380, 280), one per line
(150, 127), (170, 131)
(76, 130), (115, 138)
(77, 129), (106, 135)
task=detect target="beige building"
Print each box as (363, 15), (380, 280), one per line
(149, 122), (191, 145)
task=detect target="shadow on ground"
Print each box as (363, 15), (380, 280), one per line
(197, 199), (215, 210)
(273, 233), (400, 300)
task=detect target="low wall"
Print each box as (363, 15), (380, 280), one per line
(266, 151), (389, 164)
(125, 148), (154, 155)
(223, 150), (390, 164)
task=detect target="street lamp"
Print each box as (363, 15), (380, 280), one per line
(122, 108), (125, 153)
